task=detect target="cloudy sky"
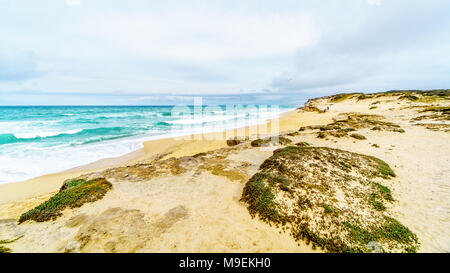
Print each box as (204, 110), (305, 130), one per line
(1, 0), (449, 105)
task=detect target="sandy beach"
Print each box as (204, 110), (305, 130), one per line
(1, 91), (449, 253)
(0, 108), (331, 206)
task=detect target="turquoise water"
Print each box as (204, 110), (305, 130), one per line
(0, 105), (295, 183)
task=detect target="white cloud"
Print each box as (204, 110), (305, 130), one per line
(367, 0), (381, 6)
(66, 0), (81, 6)
(0, 0), (449, 104)
(72, 10), (320, 61)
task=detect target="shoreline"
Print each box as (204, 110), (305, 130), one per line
(0, 107), (297, 185)
(0, 107), (328, 205)
(1, 90), (448, 252)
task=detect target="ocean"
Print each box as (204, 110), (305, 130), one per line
(0, 105), (296, 184)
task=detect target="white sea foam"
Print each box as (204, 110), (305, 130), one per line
(14, 129), (83, 139)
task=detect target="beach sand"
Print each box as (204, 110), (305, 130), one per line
(0, 109), (333, 207)
(1, 93), (448, 253)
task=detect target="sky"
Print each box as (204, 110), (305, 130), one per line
(0, 0), (449, 105)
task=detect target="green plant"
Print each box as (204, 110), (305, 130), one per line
(322, 204), (337, 214)
(241, 146), (417, 252)
(19, 178), (112, 223)
(374, 182), (394, 201)
(60, 179), (86, 191)
(364, 156), (396, 179)
(370, 193), (386, 211)
(240, 173), (281, 223)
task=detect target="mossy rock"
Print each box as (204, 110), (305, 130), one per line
(19, 178), (112, 224)
(241, 146), (417, 253)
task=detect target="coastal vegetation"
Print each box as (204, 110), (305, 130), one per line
(226, 137), (249, 146)
(302, 113), (405, 140)
(323, 90), (449, 104)
(409, 102), (450, 132)
(250, 136), (292, 147)
(241, 145), (418, 252)
(350, 133), (367, 140)
(19, 178), (112, 223)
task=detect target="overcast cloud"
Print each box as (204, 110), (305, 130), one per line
(0, 0), (449, 105)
